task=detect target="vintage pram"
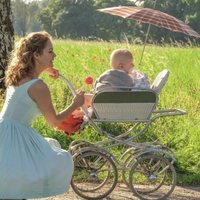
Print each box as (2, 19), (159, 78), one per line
(59, 69), (186, 200)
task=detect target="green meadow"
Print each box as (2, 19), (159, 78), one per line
(1, 39), (200, 185)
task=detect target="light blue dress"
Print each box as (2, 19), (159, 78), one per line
(0, 79), (74, 199)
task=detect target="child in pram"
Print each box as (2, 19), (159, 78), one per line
(94, 48), (150, 92)
(57, 48), (151, 135)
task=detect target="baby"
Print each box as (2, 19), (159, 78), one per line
(94, 48), (150, 92)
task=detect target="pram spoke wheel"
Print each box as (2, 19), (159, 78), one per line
(129, 154), (176, 200)
(122, 153), (138, 189)
(71, 150), (118, 200)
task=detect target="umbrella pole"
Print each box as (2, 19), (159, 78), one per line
(139, 0), (158, 66)
(139, 24), (151, 66)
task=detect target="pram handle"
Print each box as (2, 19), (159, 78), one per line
(58, 74), (90, 116)
(59, 74), (77, 96)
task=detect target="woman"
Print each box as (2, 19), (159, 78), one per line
(0, 31), (84, 199)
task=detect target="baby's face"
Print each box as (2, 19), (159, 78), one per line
(122, 58), (134, 74)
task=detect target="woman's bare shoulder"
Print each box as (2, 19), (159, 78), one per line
(28, 79), (50, 98)
(31, 79), (48, 90)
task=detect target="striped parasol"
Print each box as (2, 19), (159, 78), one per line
(98, 6), (200, 38)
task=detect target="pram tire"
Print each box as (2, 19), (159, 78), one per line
(129, 154), (176, 200)
(71, 150), (118, 200)
(121, 147), (143, 190)
(69, 140), (94, 155)
(122, 153), (138, 189)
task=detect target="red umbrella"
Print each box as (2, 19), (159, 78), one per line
(98, 6), (200, 38)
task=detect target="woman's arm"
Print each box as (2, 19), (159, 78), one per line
(28, 80), (84, 127)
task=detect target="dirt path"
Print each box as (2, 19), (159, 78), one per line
(34, 184), (200, 200)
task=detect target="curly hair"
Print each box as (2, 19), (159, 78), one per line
(5, 31), (51, 86)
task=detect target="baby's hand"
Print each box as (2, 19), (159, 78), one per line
(73, 91), (85, 108)
(45, 67), (59, 79)
(132, 70), (144, 79)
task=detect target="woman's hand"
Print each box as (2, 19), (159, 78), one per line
(45, 67), (59, 79)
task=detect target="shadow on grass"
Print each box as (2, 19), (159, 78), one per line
(176, 167), (200, 193)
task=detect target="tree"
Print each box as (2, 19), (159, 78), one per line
(181, 0), (200, 34)
(0, 0), (14, 89)
(36, 0), (199, 43)
(26, 1), (41, 33)
(52, 0), (96, 38)
(37, 0), (138, 40)
(12, 0), (42, 36)
(12, 0), (28, 36)
(94, 0), (139, 41)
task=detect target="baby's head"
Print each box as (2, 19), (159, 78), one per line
(110, 48), (134, 74)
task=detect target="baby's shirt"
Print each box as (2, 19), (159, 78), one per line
(94, 69), (134, 92)
(94, 69), (150, 93)
(132, 70), (151, 89)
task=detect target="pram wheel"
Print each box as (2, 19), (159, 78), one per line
(129, 154), (176, 200)
(71, 150), (118, 200)
(122, 150), (138, 189)
(69, 140), (94, 155)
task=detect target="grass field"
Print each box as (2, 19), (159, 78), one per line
(1, 39), (200, 185)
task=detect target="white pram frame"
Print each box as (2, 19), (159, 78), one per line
(59, 70), (186, 200)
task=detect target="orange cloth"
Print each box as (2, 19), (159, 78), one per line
(57, 94), (93, 136)
(57, 113), (83, 136)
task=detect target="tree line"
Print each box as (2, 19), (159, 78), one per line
(1, 0), (199, 88)
(12, 0), (200, 44)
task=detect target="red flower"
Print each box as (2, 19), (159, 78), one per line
(84, 76), (93, 85)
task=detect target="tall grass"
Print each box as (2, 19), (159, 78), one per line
(1, 39), (199, 185)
